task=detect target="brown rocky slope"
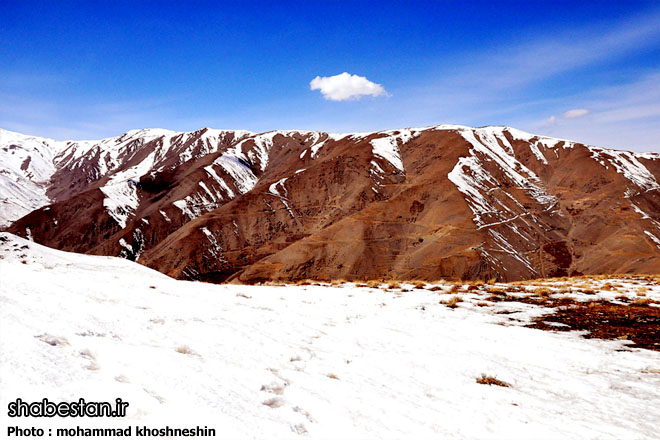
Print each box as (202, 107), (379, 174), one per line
(4, 125), (660, 282)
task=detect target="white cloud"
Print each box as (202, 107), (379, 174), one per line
(562, 109), (589, 119)
(535, 73), (660, 152)
(310, 72), (388, 101)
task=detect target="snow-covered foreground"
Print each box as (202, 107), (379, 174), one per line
(1, 233), (660, 439)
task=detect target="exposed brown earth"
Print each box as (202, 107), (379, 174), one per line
(531, 299), (660, 351)
(3, 125), (660, 283)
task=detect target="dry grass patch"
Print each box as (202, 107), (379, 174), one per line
(260, 384), (286, 395)
(534, 287), (552, 297)
(476, 374), (510, 387)
(445, 284), (460, 294)
(465, 280), (484, 288)
(486, 287), (507, 295)
(175, 345), (196, 355)
(262, 397), (285, 408)
(556, 296), (575, 305)
(633, 298), (657, 306)
(36, 334), (69, 347)
(441, 296), (462, 308)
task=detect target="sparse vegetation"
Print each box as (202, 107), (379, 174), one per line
(442, 296), (462, 308)
(330, 279), (348, 286)
(175, 345), (196, 355)
(633, 298), (656, 306)
(260, 383), (285, 395)
(262, 397), (285, 408)
(79, 349), (95, 360)
(531, 298), (660, 351)
(534, 287), (552, 297)
(36, 333), (69, 346)
(446, 284), (460, 294)
(476, 374), (510, 387)
(557, 296), (575, 305)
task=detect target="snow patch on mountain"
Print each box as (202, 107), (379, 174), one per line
(644, 231), (660, 250)
(370, 129), (420, 172)
(268, 177), (289, 198)
(200, 227), (225, 260)
(448, 127), (558, 228)
(0, 129), (68, 226)
(204, 165), (236, 199)
(447, 127), (564, 275)
(213, 155), (258, 195)
(268, 177), (295, 218)
(588, 147), (660, 193)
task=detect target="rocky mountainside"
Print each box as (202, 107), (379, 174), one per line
(2, 125), (660, 282)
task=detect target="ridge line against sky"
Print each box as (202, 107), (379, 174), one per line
(1, 1), (659, 152)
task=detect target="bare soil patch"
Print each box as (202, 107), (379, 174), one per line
(530, 299), (660, 351)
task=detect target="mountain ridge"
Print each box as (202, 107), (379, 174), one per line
(2, 124), (660, 282)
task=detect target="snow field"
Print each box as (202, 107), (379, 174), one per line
(1, 234), (660, 439)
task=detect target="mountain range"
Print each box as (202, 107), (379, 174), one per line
(1, 125), (659, 282)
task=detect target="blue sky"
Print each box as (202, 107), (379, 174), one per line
(2, 1), (660, 152)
